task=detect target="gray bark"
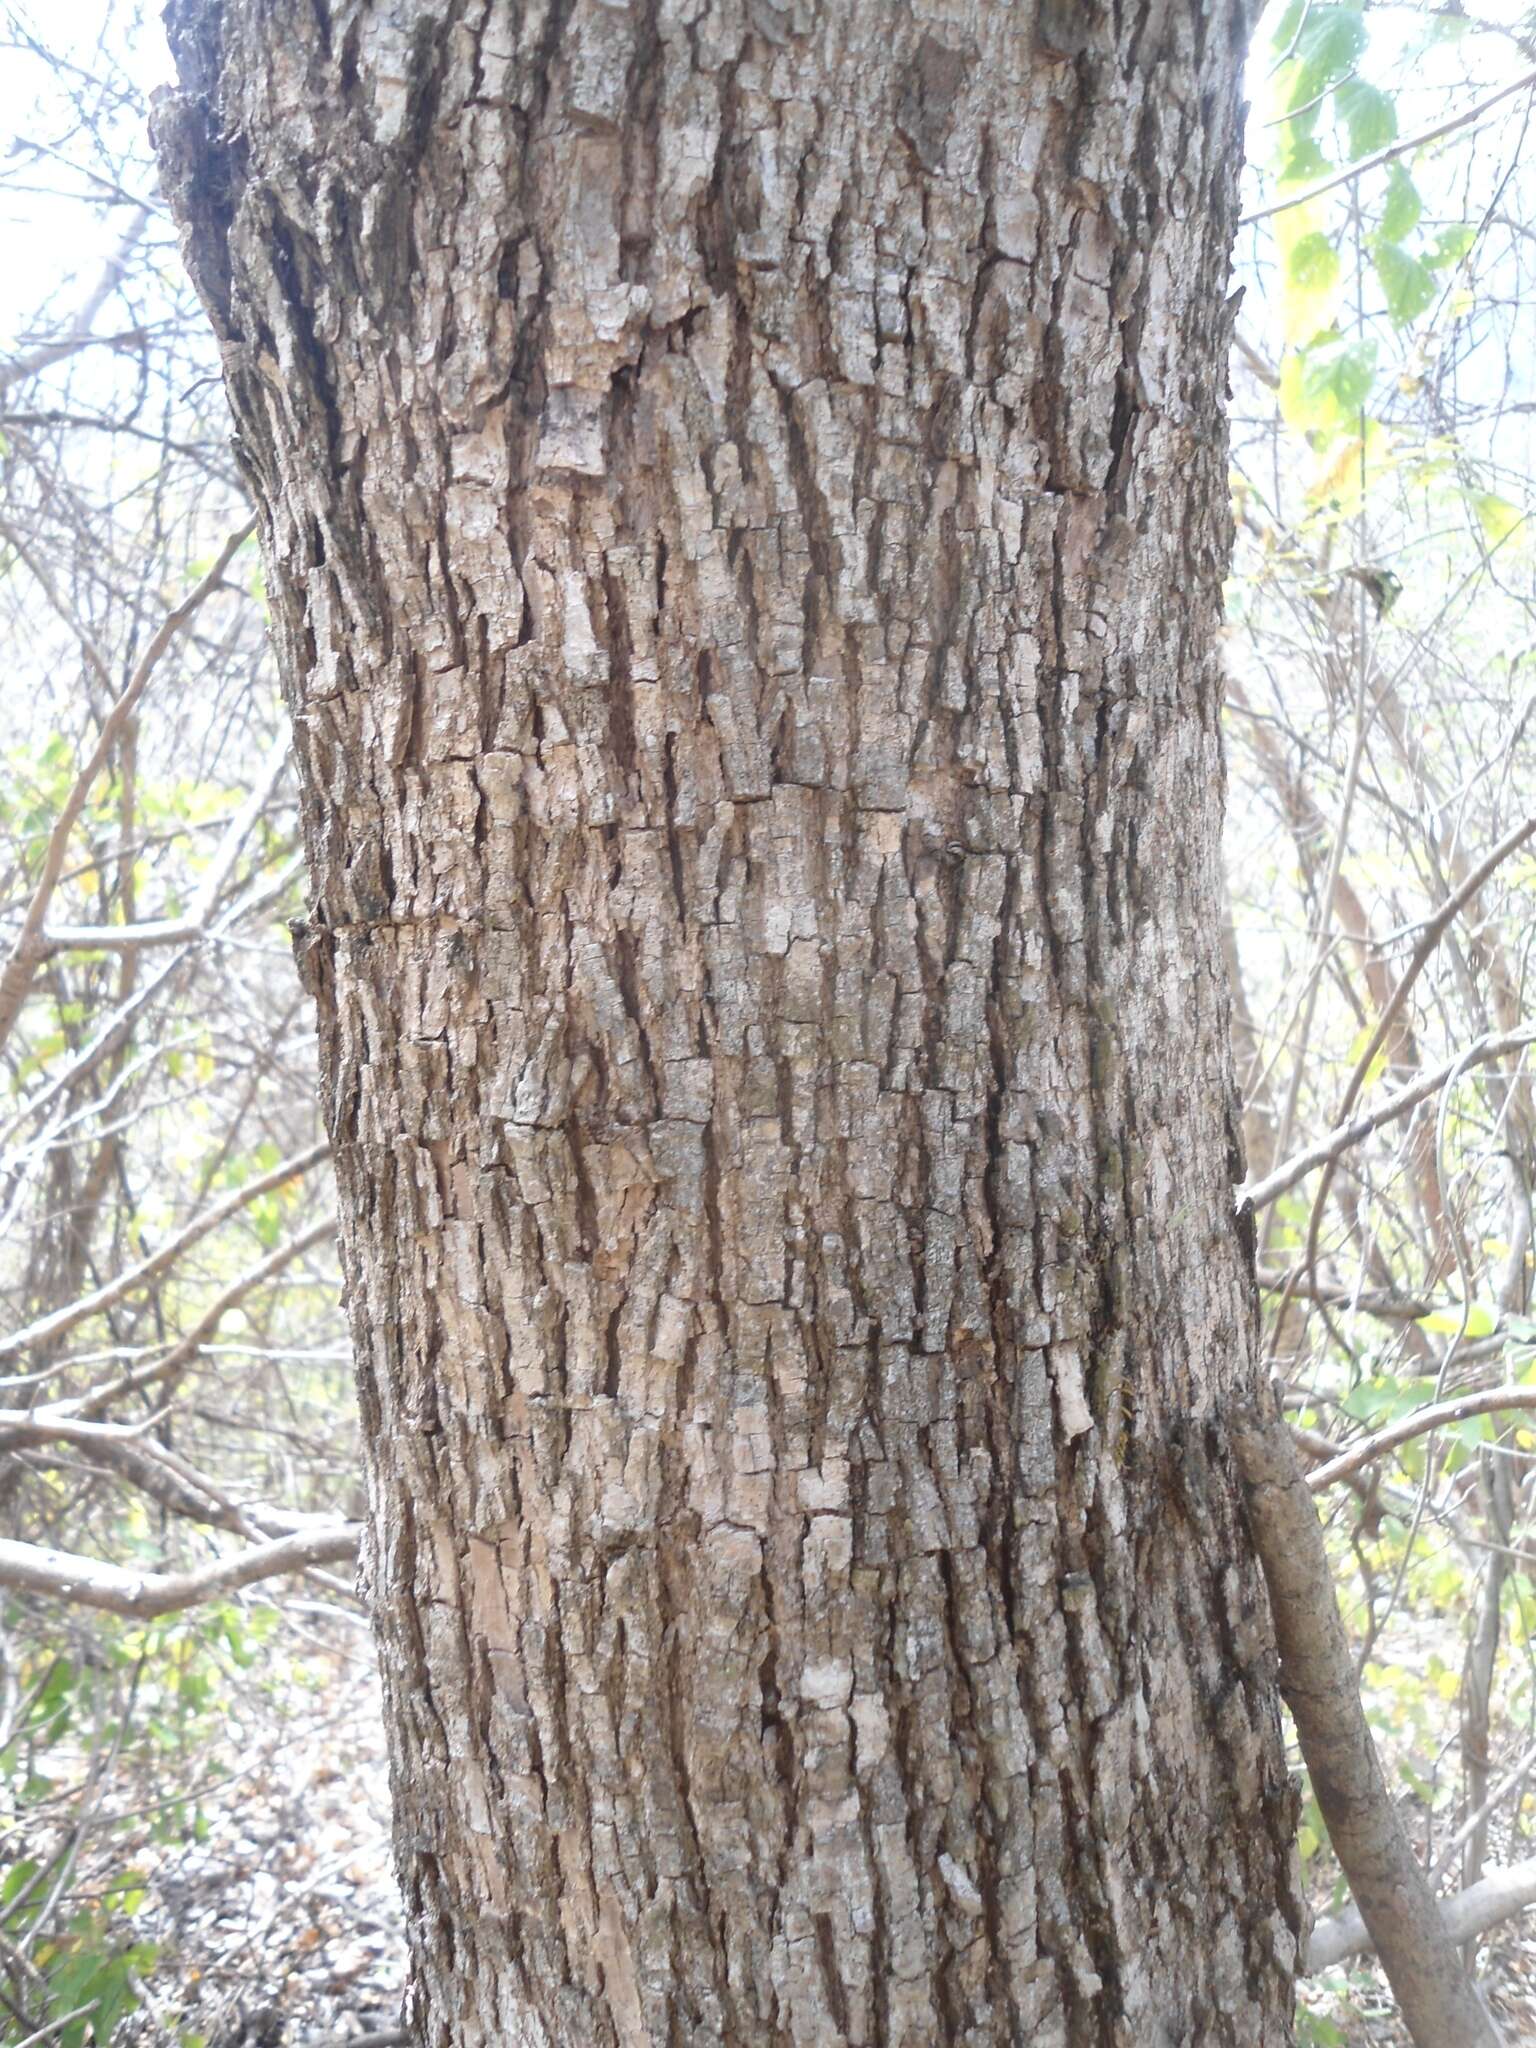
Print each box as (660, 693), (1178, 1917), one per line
(156, 3), (1304, 2041)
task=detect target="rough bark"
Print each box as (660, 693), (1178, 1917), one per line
(156, 3), (1303, 2042)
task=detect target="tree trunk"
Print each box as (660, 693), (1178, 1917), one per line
(156, 3), (1304, 2041)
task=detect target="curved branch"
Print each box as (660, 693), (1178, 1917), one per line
(1307, 1382), (1536, 1494)
(1244, 1028), (1536, 1211)
(0, 1525), (361, 1620)
(1231, 1385), (1505, 2044)
(71, 1213), (337, 1414)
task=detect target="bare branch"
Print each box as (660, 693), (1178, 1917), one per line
(1332, 815), (1536, 1139)
(30, 731), (290, 958)
(68, 1214), (338, 1414)
(1243, 1029), (1536, 1211)
(0, 520), (257, 1056)
(1241, 66), (1536, 227)
(0, 207), (150, 396)
(1259, 1271), (1434, 1322)
(0, 1525), (361, 1620)
(1308, 1856), (1536, 1974)
(1308, 1383), (1536, 1495)
(0, 1140), (330, 1365)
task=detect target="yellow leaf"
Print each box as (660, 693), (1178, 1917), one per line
(1347, 1021), (1387, 1090)
(1473, 493), (1526, 548)
(1417, 1302), (1497, 1338)
(1277, 198), (1343, 348)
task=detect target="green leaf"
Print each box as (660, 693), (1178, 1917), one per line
(1279, 335), (1377, 441)
(1373, 241), (1437, 326)
(1399, 1761), (1436, 1803)
(1288, 230), (1340, 292)
(1286, 7), (1369, 113)
(86, 1954), (145, 2045)
(1342, 564), (1402, 615)
(1276, 131), (1334, 186)
(1270, 0), (1308, 53)
(43, 1950), (111, 2048)
(1339, 1374), (1438, 1422)
(35, 1659), (77, 1720)
(1346, 1020), (1387, 1089)
(1425, 222), (1475, 270)
(1447, 1414), (1496, 1448)
(1335, 79), (1396, 158)
(1378, 162), (1422, 244)
(251, 1195), (282, 1250)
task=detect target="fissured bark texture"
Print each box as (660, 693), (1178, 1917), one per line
(157, 3), (1302, 2040)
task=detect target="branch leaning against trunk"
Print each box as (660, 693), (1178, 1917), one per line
(1232, 1382), (1506, 2046)
(1458, 1156), (1531, 1921)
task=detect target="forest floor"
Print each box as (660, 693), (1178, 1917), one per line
(109, 1610), (1536, 2048)
(117, 1614), (406, 2048)
(1305, 1903), (1536, 2047)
